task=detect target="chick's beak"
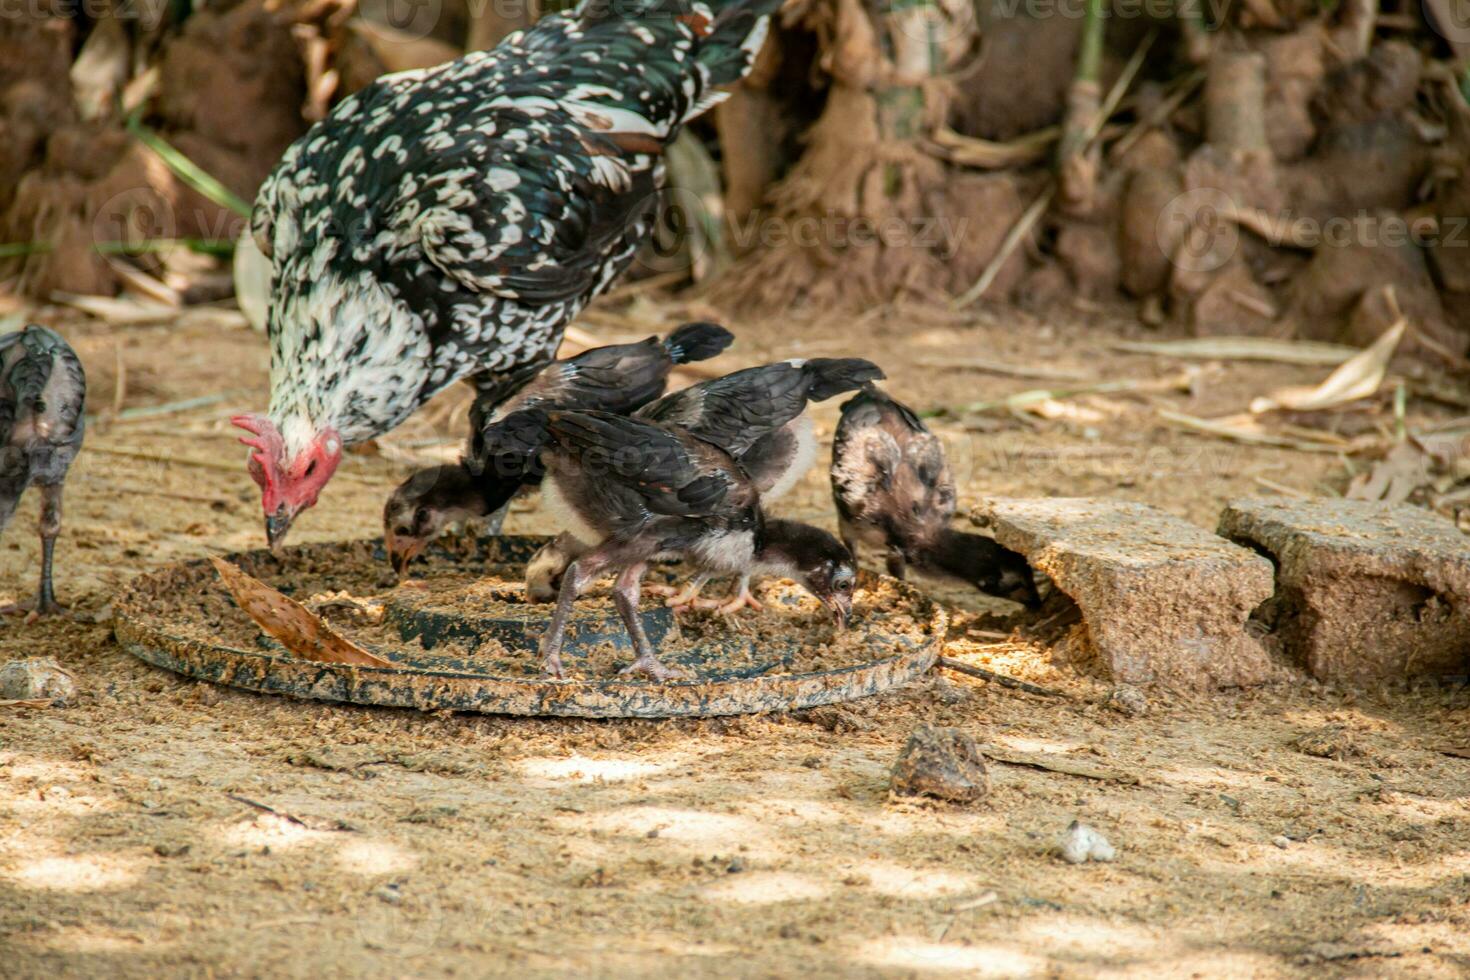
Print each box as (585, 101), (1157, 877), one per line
(824, 593), (851, 632)
(265, 505), (295, 552)
(387, 533), (425, 580)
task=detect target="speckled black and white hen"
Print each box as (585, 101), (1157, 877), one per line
(0, 324), (86, 620)
(382, 321), (732, 576)
(832, 387), (1038, 606)
(486, 408), (855, 679)
(233, 0), (779, 549)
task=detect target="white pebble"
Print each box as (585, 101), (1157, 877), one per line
(1060, 821), (1116, 864)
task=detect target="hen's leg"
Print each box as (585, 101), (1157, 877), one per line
(613, 563), (686, 682)
(884, 549), (907, 580)
(540, 550), (610, 678)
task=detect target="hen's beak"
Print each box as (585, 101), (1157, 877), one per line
(265, 505), (295, 552)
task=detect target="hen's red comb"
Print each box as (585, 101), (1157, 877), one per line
(231, 413), (285, 472)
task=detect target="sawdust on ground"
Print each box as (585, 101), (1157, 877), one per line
(1, 298), (1468, 978)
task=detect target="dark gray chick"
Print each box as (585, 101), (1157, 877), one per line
(1, 324), (86, 619)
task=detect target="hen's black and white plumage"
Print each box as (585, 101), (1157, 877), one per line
(0, 324), (86, 619)
(832, 387), (1038, 606)
(237, 0), (779, 547)
(382, 321), (732, 575)
(486, 409), (855, 679)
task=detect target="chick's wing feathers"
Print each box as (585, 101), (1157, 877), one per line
(639, 357), (885, 457)
(545, 410), (745, 518)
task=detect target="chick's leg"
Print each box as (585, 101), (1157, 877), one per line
(540, 550), (610, 678)
(1, 483), (66, 620)
(35, 483), (65, 617)
(662, 573), (711, 610)
(613, 563), (686, 682)
(691, 574), (763, 616)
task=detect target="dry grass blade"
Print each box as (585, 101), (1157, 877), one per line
(210, 558), (392, 667)
(0, 698), (55, 709)
(51, 292), (177, 325)
(1250, 317), (1407, 414)
(925, 125), (1064, 169)
(915, 357), (1095, 382)
(948, 370), (1196, 416)
(977, 744), (1140, 784)
(1111, 337), (1358, 366)
(936, 656), (1065, 698)
(1158, 409), (1354, 454)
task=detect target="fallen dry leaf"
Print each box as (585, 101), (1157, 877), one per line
(1251, 318), (1407, 414)
(211, 558), (391, 667)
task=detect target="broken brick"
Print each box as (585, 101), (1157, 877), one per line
(973, 498), (1278, 688)
(1219, 498), (1470, 685)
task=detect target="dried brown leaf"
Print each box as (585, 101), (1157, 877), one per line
(211, 558), (391, 667)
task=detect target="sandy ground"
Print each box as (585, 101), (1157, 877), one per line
(1, 295), (1468, 978)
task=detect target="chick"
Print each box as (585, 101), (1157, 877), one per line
(526, 356), (883, 608)
(831, 386), (1038, 606)
(0, 325), (86, 619)
(486, 408), (856, 680)
(383, 322), (733, 577)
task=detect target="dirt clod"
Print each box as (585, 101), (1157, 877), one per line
(0, 657), (77, 705)
(1106, 685), (1150, 717)
(890, 724), (991, 804)
(1292, 724), (1368, 761)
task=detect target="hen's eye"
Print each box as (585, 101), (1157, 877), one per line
(414, 507), (429, 526)
(395, 525), (412, 537)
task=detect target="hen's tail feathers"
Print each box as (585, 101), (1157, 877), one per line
(803, 358), (886, 402)
(663, 321), (734, 365)
(696, 0), (783, 90)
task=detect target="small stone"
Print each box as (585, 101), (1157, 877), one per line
(1059, 821), (1116, 864)
(1106, 685), (1149, 717)
(1272, 835), (1291, 849)
(890, 725), (991, 804)
(0, 658), (77, 705)
(154, 842), (191, 858)
(373, 884), (403, 905)
(726, 857), (747, 874)
(930, 677), (970, 706)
